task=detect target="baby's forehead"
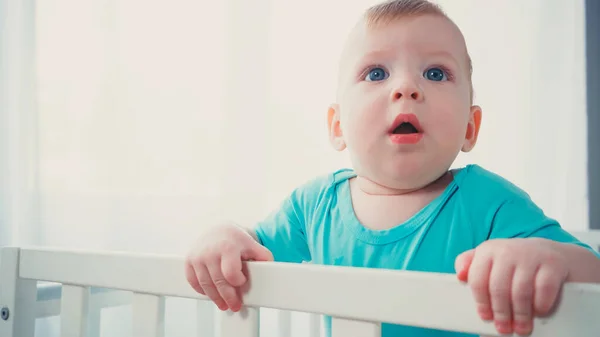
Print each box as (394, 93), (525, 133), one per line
(338, 14), (470, 72)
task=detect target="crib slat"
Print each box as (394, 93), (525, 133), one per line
(133, 293), (165, 337)
(309, 313), (321, 337)
(196, 300), (215, 337)
(277, 310), (291, 337)
(60, 285), (91, 337)
(87, 300), (102, 337)
(0, 248), (37, 337)
(219, 307), (259, 337)
(332, 317), (380, 337)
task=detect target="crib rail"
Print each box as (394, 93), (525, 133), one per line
(1, 246), (600, 337)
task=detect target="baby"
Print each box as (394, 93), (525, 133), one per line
(185, 0), (600, 336)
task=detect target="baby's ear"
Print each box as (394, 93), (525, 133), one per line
(462, 105), (482, 152)
(327, 104), (346, 151)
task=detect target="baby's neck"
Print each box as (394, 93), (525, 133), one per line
(355, 171), (452, 196)
(349, 171), (454, 231)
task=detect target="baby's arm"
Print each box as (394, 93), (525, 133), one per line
(547, 238), (600, 282)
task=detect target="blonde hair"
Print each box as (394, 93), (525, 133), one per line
(365, 0), (446, 26)
(364, 0), (474, 100)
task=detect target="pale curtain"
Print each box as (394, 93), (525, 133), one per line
(0, 0), (589, 255)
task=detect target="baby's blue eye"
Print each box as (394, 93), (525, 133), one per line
(424, 67), (447, 81)
(365, 67), (388, 81)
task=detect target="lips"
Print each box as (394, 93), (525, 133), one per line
(389, 113), (423, 134)
(388, 113), (423, 145)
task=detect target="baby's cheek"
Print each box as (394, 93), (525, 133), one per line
(434, 108), (465, 132)
(348, 121), (376, 151)
(429, 117), (467, 150)
(346, 104), (382, 132)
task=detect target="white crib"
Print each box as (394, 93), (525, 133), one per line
(1, 230), (599, 337)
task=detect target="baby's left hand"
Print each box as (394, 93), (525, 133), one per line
(454, 238), (569, 336)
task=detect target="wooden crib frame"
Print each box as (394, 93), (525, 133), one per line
(1, 231), (599, 337)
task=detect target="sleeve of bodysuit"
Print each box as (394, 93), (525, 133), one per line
(488, 196), (600, 259)
(253, 191), (312, 263)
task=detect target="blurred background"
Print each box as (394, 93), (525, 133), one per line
(0, 0), (598, 335)
(2, 0), (595, 254)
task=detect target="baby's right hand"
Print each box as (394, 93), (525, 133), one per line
(184, 223), (273, 312)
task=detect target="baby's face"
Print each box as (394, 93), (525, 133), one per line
(329, 14), (481, 190)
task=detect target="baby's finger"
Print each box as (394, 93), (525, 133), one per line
(454, 249), (475, 282)
(534, 264), (565, 316)
(489, 261), (514, 335)
(196, 263), (228, 311)
(511, 266), (536, 336)
(244, 241), (274, 262)
(207, 260), (242, 312)
(466, 253), (493, 321)
(222, 252), (247, 287)
(185, 262), (205, 295)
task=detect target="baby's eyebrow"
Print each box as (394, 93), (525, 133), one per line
(424, 50), (461, 68)
(364, 49), (392, 58)
(354, 49), (393, 64)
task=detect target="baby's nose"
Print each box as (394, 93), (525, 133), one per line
(391, 84), (424, 102)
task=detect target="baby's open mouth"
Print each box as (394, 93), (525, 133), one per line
(388, 113), (424, 143)
(392, 122), (419, 134)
